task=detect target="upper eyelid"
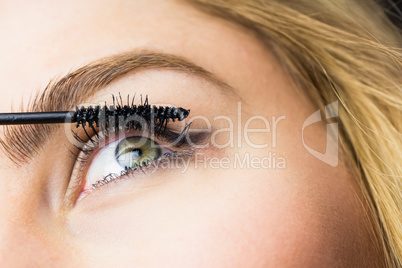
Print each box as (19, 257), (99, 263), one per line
(74, 121), (195, 151)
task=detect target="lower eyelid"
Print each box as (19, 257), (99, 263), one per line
(74, 132), (163, 180)
(76, 150), (193, 202)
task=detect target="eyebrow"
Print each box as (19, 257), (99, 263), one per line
(0, 50), (233, 165)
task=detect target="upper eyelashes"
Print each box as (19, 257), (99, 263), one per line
(72, 94), (190, 129)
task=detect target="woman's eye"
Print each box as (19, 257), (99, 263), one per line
(78, 136), (171, 198)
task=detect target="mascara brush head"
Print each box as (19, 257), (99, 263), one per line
(73, 104), (190, 128)
(0, 95), (190, 126)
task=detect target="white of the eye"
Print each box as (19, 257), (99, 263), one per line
(85, 139), (127, 187)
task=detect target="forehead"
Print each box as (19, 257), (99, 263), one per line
(0, 0), (282, 113)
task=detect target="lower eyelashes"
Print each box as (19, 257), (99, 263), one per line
(80, 149), (193, 200)
(79, 135), (177, 198)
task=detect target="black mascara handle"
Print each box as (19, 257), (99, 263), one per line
(0, 111), (75, 125)
(0, 105), (190, 126)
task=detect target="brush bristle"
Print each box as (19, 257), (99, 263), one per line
(72, 104), (190, 128)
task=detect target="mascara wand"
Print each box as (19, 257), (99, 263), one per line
(0, 105), (190, 126)
(0, 111), (76, 125)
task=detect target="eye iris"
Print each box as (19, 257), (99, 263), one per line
(115, 137), (162, 169)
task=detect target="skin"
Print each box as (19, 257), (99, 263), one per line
(0, 0), (380, 267)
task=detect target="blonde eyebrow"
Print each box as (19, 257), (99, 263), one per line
(0, 49), (233, 165)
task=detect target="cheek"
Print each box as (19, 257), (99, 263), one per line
(66, 160), (362, 267)
(185, 166), (365, 267)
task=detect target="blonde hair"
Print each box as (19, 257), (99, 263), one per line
(186, 0), (402, 266)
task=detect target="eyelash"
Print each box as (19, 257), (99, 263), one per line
(70, 97), (194, 199)
(87, 150), (192, 192)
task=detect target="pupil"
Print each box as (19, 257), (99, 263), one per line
(131, 148), (142, 157)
